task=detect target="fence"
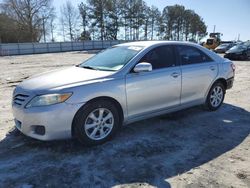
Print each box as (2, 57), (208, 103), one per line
(0, 40), (130, 56)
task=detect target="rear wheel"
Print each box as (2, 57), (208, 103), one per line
(73, 100), (121, 146)
(205, 82), (225, 111)
(242, 53), (248, 60)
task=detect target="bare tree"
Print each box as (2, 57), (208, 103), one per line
(1, 0), (54, 42)
(61, 1), (79, 41)
(0, 13), (20, 43)
(59, 9), (66, 42)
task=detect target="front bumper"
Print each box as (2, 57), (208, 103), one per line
(12, 102), (83, 141)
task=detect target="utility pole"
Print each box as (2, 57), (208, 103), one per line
(213, 25), (216, 33)
(60, 16), (66, 42)
(42, 16), (46, 43)
(50, 21), (54, 42)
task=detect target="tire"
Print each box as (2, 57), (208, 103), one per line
(242, 53), (248, 60)
(205, 82), (225, 111)
(73, 100), (121, 146)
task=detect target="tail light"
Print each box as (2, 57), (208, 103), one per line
(231, 63), (236, 72)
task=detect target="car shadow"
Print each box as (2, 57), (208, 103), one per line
(0, 103), (249, 187)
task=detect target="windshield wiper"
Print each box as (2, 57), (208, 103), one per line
(81, 65), (98, 70)
(77, 65), (115, 71)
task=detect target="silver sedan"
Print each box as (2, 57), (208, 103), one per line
(12, 41), (235, 145)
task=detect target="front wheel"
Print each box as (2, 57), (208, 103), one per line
(73, 100), (121, 146)
(205, 82), (225, 111)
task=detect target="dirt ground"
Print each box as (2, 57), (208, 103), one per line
(0, 51), (249, 188)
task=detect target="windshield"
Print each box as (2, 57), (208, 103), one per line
(219, 44), (229, 47)
(79, 46), (143, 71)
(231, 45), (247, 50)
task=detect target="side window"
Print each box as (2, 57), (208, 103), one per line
(177, 45), (213, 65)
(139, 46), (176, 70)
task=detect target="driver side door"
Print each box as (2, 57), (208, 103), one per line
(125, 45), (181, 118)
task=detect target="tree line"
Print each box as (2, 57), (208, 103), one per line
(0, 0), (207, 43)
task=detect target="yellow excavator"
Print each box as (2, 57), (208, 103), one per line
(203, 33), (222, 50)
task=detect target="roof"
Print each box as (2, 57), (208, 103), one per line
(117, 40), (225, 62)
(116, 40), (199, 48)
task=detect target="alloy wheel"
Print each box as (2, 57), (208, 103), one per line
(210, 86), (224, 107)
(84, 108), (114, 140)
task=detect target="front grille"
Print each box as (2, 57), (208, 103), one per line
(13, 94), (30, 106)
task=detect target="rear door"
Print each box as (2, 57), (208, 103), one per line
(176, 45), (218, 104)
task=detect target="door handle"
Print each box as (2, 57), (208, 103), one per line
(210, 66), (216, 71)
(171, 72), (180, 78)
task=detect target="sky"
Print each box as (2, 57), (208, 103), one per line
(54, 0), (250, 41)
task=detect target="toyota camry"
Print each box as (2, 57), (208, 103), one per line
(12, 41), (235, 145)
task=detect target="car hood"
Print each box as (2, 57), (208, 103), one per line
(18, 66), (114, 92)
(226, 48), (244, 54)
(215, 46), (227, 50)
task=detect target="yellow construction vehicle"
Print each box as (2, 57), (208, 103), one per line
(203, 33), (222, 50)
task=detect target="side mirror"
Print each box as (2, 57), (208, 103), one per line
(133, 62), (152, 73)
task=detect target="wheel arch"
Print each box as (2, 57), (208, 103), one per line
(205, 77), (227, 100)
(205, 78), (227, 111)
(214, 78), (227, 89)
(71, 96), (124, 137)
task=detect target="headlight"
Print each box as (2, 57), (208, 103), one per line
(26, 93), (72, 108)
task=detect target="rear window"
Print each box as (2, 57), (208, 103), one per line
(177, 45), (213, 65)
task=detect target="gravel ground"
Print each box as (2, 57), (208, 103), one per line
(0, 51), (249, 188)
